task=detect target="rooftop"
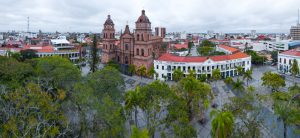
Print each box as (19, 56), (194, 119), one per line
(218, 45), (239, 53)
(157, 52), (249, 63)
(280, 48), (300, 57)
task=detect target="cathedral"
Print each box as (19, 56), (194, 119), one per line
(101, 10), (165, 72)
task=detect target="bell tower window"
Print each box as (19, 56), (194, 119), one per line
(136, 48), (139, 55)
(141, 49), (144, 56)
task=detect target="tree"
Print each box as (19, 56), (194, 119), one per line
(20, 49), (38, 61)
(136, 65), (147, 80)
(210, 110), (234, 138)
(34, 56), (81, 94)
(272, 91), (300, 138)
(200, 40), (215, 47)
(125, 86), (142, 127)
(271, 51), (278, 63)
(172, 68), (184, 82)
(90, 34), (99, 72)
(138, 81), (172, 137)
(212, 69), (221, 86)
(224, 85), (264, 138)
(0, 56), (34, 88)
(128, 64), (136, 76)
(131, 126), (149, 138)
(87, 66), (124, 101)
(232, 78), (244, 93)
(0, 83), (69, 137)
(70, 66), (125, 137)
(243, 69), (253, 86)
(224, 77), (234, 86)
(147, 66), (156, 78)
(188, 41), (193, 54)
(261, 71), (286, 92)
(290, 59), (299, 84)
(198, 74), (207, 82)
(179, 76), (212, 120)
(236, 66), (244, 78)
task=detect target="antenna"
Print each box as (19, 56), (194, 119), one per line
(27, 17), (30, 33)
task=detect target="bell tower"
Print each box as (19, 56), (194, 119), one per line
(133, 10), (154, 70)
(101, 15), (116, 63)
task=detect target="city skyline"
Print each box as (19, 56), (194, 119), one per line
(0, 0), (300, 33)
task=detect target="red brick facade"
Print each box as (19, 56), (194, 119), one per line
(101, 10), (165, 71)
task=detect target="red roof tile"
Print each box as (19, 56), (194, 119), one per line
(157, 52), (249, 63)
(281, 48), (300, 57)
(173, 44), (188, 49)
(218, 45), (239, 53)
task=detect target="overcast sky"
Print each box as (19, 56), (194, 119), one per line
(0, 0), (299, 33)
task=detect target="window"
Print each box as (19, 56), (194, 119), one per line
(156, 65), (159, 69)
(284, 59), (286, 64)
(142, 34), (144, 41)
(141, 49), (144, 56)
(137, 34), (140, 41)
(125, 44), (128, 50)
(162, 66), (164, 70)
(183, 66), (186, 71)
(136, 49), (139, 55)
(279, 58), (282, 63)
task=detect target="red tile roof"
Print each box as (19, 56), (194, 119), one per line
(218, 45), (239, 53)
(23, 45), (54, 53)
(173, 44), (188, 49)
(157, 52), (249, 63)
(281, 48), (300, 57)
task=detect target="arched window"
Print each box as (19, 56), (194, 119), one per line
(117, 56), (120, 62)
(137, 34), (140, 41)
(141, 49), (144, 56)
(136, 48), (139, 55)
(110, 44), (112, 49)
(141, 34), (144, 41)
(125, 44), (128, 50)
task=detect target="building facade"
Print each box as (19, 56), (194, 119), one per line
(101, 10), (164, 71)
(291, 24), (300, 41)
(154, 46), (251, 81)
(101, 15), (116, 63)
(278, 48), (300, 75)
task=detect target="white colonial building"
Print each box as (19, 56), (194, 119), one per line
(154, 45), (251, 81)
(278, 48), (300, 75)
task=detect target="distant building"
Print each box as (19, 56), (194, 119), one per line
(155, 27), (166, 38)
(278, 48), (300, 75)
(290, 10), (300, 40)
(290, 25), (300, 40)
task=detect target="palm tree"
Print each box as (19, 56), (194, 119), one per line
(147, 66), (156, 79)
(224, 77), (234, 86)
(243, 69), (253, 86)
(236, 66), (244, 78)
(233, 78), (244, 93)
(125, 86), (141, 127)
(137, 66), (146, 80)
(173, 68), (184, 82)
(212, 69), (221, 87)
(210, 110), (234, 138)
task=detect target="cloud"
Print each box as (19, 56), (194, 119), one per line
(0, 0), (299, 33)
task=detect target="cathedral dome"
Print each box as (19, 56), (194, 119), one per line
(104, 15), (114, 25)
(136, 10), (151, 23)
